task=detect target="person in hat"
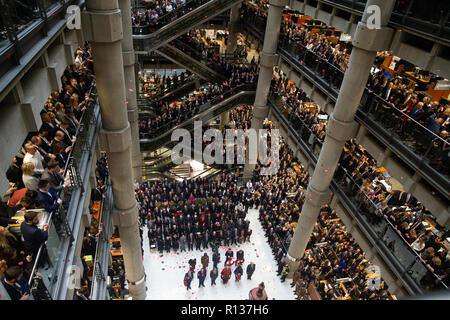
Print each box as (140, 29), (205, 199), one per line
(221, 265), (232, 284)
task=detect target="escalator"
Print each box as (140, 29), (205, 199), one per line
(156, 45), (226, 82)
(138, 74), (203, 113)
(140, 84), (255, 152)
(133, 0), (243, 52)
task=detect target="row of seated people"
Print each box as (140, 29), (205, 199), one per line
(131, 0), (207, 30)
(279, 18), (350, 72)
(243, 2), (450, 175)
(141, 70), (192, 98)
(270, 70), (449, 289)
(250, 121), (392, 299)
(138, 64), (258, 139)
(0, 43), (96, 300)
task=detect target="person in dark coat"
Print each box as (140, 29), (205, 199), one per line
(172, 234), (179, 253)
(188, 258), (196, 272)
(210, 267), (218, 286)
(225, 248), (233, 266)
(20, 211), (48, 262)
(164, 236), (171, 253)
(188, 232), (194, 251)
(236, 249), (244, 264)
(37, 179), (62, 213)
(197, 267), (206, 288)
(195, 232), (202, 250)
(246, 262), (256, 280)
(234, 263), (243, 281)
(212, 249), (220, 268)
(184, 270), (193, 290)
(156, 236), (164, 253)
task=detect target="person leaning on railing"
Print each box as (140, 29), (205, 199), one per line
(20, 210), (49, 268)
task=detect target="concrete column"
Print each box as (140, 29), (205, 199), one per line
(221, 111), (230, 128)
(286, 0), (395, 273)
(329, 7), (337, 26)
(83, 0), (146, 300)
(245, 0), (287, 179)
(251, 0), (287, 132)
(119, 0), (142, 183)
(423, 42), (442, 72)
(226, 3), (241, 54)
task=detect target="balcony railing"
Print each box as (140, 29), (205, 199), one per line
(0, 0), (84, 84)
(268, 92), (448, 294)
(27, 83), (102, 300)
(240, 12), (449, 199)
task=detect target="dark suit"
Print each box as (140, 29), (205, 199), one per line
(20, 222), (48, 258)
(37, 188), (60, 212)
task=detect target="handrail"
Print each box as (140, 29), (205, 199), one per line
(90, 175), (112, 299)
(133, 0), (218, 39)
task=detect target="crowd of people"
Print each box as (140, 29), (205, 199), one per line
(131, 0), (207, 32)
(365, 70), (449, 174)
(268, 69), (449, 290)
(0, 43), (96, 300)
(141, 70), (193, 98)
(182, 248), (257, 290)
(249, 120), (393, 299)
(243, 2), (450, 175)
(335, 142), (450, 289)
(136, 173), (253, 254)
(138, 62), (258, 139)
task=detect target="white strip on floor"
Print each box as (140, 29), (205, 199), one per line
(142, 208), (296, 300)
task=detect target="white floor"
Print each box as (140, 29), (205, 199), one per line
(142, 208), (296, 300)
